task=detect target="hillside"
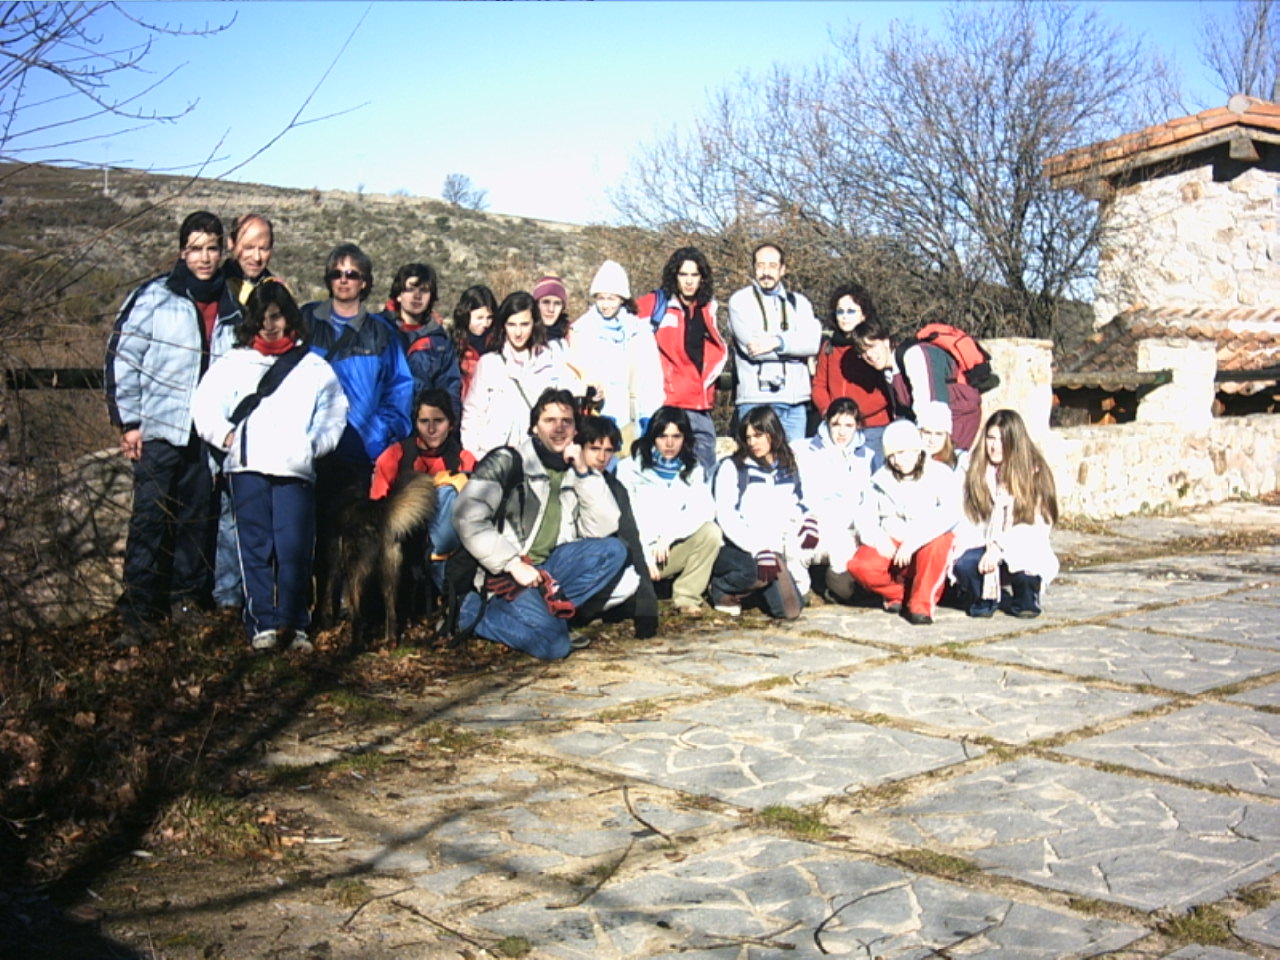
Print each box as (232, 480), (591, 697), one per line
(0, 163), (686, 459)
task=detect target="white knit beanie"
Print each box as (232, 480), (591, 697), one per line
(882, 419), (924, 458)
(589, 260), (631, 299)
(915, 401), (953, 435)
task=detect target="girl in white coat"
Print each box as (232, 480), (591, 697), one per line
(617, 406), (723, 615)
(952, 409), (1059, 618)
(462, 291), (580, 459)
(194, 281), (348, 650)
(710, 406), (817, 620)
(849, 419), (960, 625)
(567, 260), (663, 446)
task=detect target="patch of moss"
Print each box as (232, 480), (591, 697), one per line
(755, 805), (830, 840)
(895, 848), (979, 878)
(1159, 904), (1231, 944)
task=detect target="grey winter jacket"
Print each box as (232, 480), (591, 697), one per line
(105, 270), (241, 447)
(454, 439), (620, 576)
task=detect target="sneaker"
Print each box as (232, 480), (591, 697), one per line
(251, 629), (278, 650)
(712, 601), (742, 617)
(1010, 605), (1041, 619)
(905, 610), (933, 626)
(288, 631), (314, 653)
(674, 604), (706, 618)
(883, 601), (903, 615)
(774, 566), (804, 621)
(568, 633), (592, 650)
(967, 599), (998, 618)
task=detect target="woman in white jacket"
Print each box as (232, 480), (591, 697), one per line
(463, 291), (580, 459)
(849, 419), (960, 625)
(710, 406), (817, 620)
(952, 409), (1059, 618)
(567, 260), (663, 446)
(617, 407), (722, 615)
(194, 280), (348, 651)
(791, 397), (878, 600)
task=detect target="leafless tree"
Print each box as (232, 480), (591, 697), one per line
(1199, 0), (1279, 101)
(614, 1), (1174, 341)
(441, 173), (489, 211)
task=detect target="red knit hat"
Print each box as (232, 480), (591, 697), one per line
(532, 275), (567, 303)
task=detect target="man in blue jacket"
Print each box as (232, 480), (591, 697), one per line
(105, 210), (243, 647)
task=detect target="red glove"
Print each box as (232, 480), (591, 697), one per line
(798, 515), (819, 550)
(755, 551), (780, 585)
(540, 569), (577, 619)
(484, 572), (523, 601)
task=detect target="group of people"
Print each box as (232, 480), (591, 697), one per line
(106, 214), (1058, 659)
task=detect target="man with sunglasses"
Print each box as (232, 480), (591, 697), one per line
(302, 244), (414, 620)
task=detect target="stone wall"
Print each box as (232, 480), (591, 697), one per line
(1092, 152), (1280, 328)
(1046, 415), (1280, 518)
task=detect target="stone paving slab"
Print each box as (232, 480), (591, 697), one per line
(1112, 599), (1280, 648)
(1240, 586), (1280, 607)
(782, 657), (1165, 744)
(1229, 681), (1280, 707)
(1234, 901), (1280, 948)
(437, 676), (707, 729)
(642, 631), (885, 686)
(977, 624), (1278, 693)
(1162, 946), (1264, 960)
(470, 836), (1146, 960)
(1054, 566), (1252, 603)
(1060, 702), (1280, 797)
(545, 695), (978, 809)
(797, 605), (1036, 648)
(344, 782), (731, 897)
(881, 757), (1280, 910)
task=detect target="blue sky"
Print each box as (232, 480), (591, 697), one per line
(19, 1), (1225, 224)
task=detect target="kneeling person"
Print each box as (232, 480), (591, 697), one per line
(454, 389), (627, 659)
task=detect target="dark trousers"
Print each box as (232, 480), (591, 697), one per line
(230, 472), (316, 638)
(951, 547), (1042, 613)
(120, 436), (215, 626)
(710, 541), (794, 619)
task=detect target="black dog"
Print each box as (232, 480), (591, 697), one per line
(317, 473), (438, 647)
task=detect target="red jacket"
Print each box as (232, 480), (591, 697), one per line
(635, 291), (726, 412)
(812, 336), (892, 427)
(370, 439), (477, 500)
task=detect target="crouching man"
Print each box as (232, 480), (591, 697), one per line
(454, 388), (628, 659)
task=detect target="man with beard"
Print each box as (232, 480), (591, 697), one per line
(727, 242), (820, 441)
(453, 389), (627, 660)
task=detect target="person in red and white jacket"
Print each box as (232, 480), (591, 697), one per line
(634, 246), (727, 477)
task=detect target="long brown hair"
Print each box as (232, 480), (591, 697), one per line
(963, 409), (1058, 525)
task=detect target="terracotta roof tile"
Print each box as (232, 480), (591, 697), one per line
(1045, 96), (1280, 181)
(1057, 306), (1280, 395)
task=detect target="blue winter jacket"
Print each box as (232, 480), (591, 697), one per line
(303, 300), (413, 464)
(105, 268), (242, 447)
(387, 313), (463, 417)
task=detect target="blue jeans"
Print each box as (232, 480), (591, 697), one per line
(464, 538), (627, 660)
(683, 409), (718, 479)
(861, 425), (886, 470)
(429, 485), (461, 590)
(230, 472), (315, 638)
(213, 483), (243, 608)
(952, 547), (1042, 615)
(738, 402), (807, 441)
(120, 436), (215, 626)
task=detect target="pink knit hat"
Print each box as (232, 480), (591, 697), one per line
(532, 275), (567, 302)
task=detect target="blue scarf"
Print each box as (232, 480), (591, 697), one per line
(652, 453), (682, 483)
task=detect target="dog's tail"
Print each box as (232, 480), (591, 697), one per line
(384, 473), (438, 542)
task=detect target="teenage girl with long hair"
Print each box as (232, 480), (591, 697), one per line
(952, 409), (1059, 618)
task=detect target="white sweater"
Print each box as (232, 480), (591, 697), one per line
(616, 457), (715, 567)
(462, 342), (581, 459)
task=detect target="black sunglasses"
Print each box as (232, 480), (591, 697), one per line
(326, 269), (362, 282)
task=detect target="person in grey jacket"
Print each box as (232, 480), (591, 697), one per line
(453, 388), (627, 660)
(105, 210), (243, 647)
(727, 242), (820, 441)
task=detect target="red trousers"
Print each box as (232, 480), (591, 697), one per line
(848, 532), (955, 617)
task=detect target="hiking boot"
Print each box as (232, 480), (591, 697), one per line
(569, 633), (592, 650)
(904, 610), (934, 626)
(883, 601), (903, 615)
(250, 629), (279, 650)
(967, 599), (998, 618)
(113, 621), (158, 650)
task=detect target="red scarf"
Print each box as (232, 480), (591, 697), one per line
(252, 335), (296, 356)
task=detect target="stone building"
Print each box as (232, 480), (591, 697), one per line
(1045, 96), (1280, 419)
